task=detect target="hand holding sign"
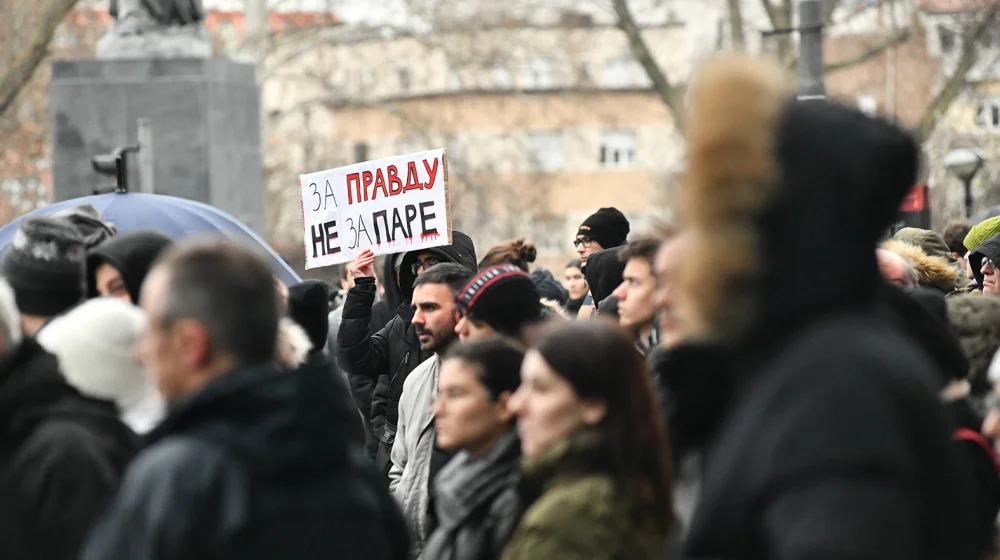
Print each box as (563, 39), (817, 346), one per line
(299, 148), (451, 270)
(349, 249), (376, 279)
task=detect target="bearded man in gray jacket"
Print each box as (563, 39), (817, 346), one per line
(388, 263), (474, 557)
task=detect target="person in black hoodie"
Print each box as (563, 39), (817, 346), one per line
(338, 234), (477, 478)
(675, 56), (978, 559)
(82, 240), (409, 560)
(88, 229), (174, 303)
(0, 278), (139, 560)
(582, 246), (625, 319)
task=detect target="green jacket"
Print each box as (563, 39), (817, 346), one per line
(502, 433), (667, 560)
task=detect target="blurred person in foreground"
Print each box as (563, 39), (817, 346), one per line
(389, 263), (475, 557)
(423, 338), (525, 560)
(82, 240), (408, 560)
(503, 321), (673, 559)
(673, 55), (977, 559)
(0, 279), (139, 560)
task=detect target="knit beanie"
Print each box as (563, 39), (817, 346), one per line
(577, 207), (630, 250)
(1, 217), (87, 317)
(51, 204), (117, 250)
(457, 265), (543, 337)
(36, 297), (164, 434)
(964, 216), (1000, 252)
(529, 267), (569, 306)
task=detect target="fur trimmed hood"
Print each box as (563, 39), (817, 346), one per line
(881, 239), (962, 293)
(677, 55), (920, 344)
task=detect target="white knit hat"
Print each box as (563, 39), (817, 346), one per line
(37, 297), (164, 434)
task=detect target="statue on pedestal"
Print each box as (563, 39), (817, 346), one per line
(97, 0), (212, 59)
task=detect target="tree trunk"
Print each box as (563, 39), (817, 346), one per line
(917, 5), (1000, 142)
(0, 0), (80, 117)
(612, 0), (686, 133)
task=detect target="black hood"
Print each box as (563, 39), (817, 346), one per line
(970, 233), (1000, 289)
(584, 247), (625, 304)
(681, 58), (921, 346)
(151, 358), (360, 478)
(394, 231), (477, 303)
(88, 230), (174, 303)
(878, 284), (969, 387)
(287, 280), (331, 353)
(0, 338), (139, 458)
(530, 267), (569, 306)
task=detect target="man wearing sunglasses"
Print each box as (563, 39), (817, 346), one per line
(338, 233), (477, 481)
(970, 232), (1000, 295)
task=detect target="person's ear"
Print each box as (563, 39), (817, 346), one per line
(495, 391), (516, 424)
(580, 398), (607, 426)
(173, 319), (212, 369)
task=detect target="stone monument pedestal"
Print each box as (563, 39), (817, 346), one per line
(49, 58), (266, 234)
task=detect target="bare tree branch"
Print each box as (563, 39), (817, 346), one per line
(917, 4), (1000, 142)
(611, 0), (686, 132)
(824, 27), (912, 73)
(0, 0), (79, 116)
(727, 0), (747, 51)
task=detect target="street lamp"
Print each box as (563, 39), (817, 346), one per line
(943, 147), (987, 219)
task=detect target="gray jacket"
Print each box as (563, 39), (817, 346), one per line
(422, 428), (521, 560)
(389, 355), (440, 557)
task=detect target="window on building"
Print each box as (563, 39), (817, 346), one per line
(599, 130), (637, 169)
(524, 57), (560, 89)
(602, 56), (631, 89)
(354, 142), (369, 163)
(492, 65), (513, 89)
(527, 131), (565, 171)
(398, 68), (412, 92)
(976, 98), (1000, 130)
(938, 25), (956, 54)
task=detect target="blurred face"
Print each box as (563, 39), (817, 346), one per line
(95, 263), (130, 302)
(434, 358), (514, 455)
(411, 283), (460, 353)
(982, 257), (999, 295)
(455, 312), (496, 342)
(574, 236), (604, 265)
(562, 266), (588, 300)
(877, 250), (909, 287)
(137, 268), (204, 403)
(411, 251), (443, 278)
(653, 236), (686, 347)
(612, 257), (656, 331)
(508, 350), (606, 459)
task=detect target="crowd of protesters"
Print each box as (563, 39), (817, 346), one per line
(5, 54), (1000, 559)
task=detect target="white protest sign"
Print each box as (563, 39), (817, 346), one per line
(299, 148), (451, 269)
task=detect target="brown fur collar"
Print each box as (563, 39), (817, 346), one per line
(882, 239), (961, 293)
(677, 56), (789, 342)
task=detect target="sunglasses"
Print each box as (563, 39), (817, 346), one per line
(411, 257), (443, 276)
(984, 258), (999, 271)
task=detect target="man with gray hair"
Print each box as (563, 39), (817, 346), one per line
(83, 239), (409, 560)
(877, 248), (919, 288)
(0, 278), (139, 560)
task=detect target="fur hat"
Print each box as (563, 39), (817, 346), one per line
(578, 208), (630, 250)
(881, 239), (961, 293)
(1, 217), (87, 317)
(36, 297), (163, 434)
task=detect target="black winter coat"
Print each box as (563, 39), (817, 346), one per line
(81, 359), (410, 560)
(338, 232), (477, 477)
(681, 81), (978, 558)
(0, 338), (140, 560)
(423, 428), (520, 560)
